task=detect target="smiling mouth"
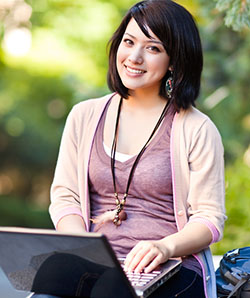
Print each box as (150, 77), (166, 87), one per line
(125, 65), (146, 74)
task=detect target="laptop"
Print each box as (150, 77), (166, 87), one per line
(0, 227), (181, 298)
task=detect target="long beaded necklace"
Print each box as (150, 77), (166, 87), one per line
(110, 97), (171, 226)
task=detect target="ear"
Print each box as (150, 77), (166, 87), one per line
(168, 66), (173, 72)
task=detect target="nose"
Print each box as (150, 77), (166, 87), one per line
(128, 47), (143, 65)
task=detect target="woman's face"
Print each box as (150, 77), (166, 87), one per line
(116, 18), (170, 95)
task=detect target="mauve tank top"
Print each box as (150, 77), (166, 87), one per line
(88, 100), (202, 276)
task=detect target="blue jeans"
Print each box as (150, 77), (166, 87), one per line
(149, 267), (205, 298)
(30, 267), (205, 298)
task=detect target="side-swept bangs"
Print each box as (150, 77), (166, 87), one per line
(107, 0), (203, 111)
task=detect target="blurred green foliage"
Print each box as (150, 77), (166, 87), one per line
(215, 0), (250, 31)
(212, 157), (250, 254)
(0, 195), (53, 228)
(0, 0), (249, 253)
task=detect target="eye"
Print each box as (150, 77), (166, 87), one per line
(147, 45), (160, 53)
(123, 38), (133, 46)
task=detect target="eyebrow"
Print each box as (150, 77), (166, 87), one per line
(124, 32), (163, 45)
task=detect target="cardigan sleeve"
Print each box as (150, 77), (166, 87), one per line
(49, 106), (84, 228)
(186, 118), (226, 242)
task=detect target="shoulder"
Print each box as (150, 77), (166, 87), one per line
(173, 106), (223, 156)
(65, 93), (115, 127)
(178, 106), (209, 126)
(62, 93), (115, 134)
(70, 93), (115, 117)
(176, 106), (221, 139)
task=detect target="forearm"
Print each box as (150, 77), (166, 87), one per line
(56, 214), (86, 234)
(124, 221), (213, 273)
(159, 222), (213, 258)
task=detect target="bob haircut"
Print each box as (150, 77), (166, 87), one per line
(107, 0), (203, 111)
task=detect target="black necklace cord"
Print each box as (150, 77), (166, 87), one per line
(111, 97), (171, 225)
(110, 97), (123, 198)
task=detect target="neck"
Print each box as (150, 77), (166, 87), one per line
(125, 89), (166, 110)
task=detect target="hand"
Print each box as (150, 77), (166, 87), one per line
(124, 239), (172, 273)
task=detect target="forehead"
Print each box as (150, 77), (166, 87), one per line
(124, 18), (161, 42)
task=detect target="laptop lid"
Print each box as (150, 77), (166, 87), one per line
(0, 227), (181, 298)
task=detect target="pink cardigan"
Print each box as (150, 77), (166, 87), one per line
(49, 93), (226, 298)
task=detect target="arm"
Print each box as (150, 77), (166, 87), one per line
(124, 222), (212, 273)
(49, 105), (86, 230)
(57, 214), (86, 233)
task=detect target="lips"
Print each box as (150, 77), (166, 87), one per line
(125, 65), (146, 74)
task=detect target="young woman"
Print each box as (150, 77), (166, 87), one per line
(46, 1), (226, 297)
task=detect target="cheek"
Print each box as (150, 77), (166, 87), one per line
(116, 45), (126, 66)
(154, 56), (170, 75)
(116, 46), (128, 79)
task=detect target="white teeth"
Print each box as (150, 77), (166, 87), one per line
(126, 66), (144, 74)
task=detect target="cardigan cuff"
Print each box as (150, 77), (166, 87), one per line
(188, 217), (220, 244)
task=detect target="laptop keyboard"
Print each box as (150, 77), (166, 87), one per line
(126, 270), (161, 287)
(119, 258), (161, 288)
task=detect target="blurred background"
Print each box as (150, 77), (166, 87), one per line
(0, 0), (249, 255)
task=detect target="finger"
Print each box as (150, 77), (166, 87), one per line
(133, 249), (159, 273)
(124, 242), (148, 271)
(126, 247), (149, 272)
(124, 248), (139, 271)
(128, 243), (160, 273)
(144, 253), (165, 273)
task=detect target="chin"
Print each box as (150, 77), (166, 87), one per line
(120, 80), (149, 91)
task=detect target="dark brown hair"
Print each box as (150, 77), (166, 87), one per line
(107, 0), (203, 111)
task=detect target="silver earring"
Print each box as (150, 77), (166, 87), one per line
(166, 71), (173, 98)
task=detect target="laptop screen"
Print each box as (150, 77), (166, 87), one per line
(0, 227), (137, 298)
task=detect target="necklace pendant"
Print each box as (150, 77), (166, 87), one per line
(113, 209), (120, 225)
(113, 209), (127, 226)
(115, 219), (122, 226)
(113, 214), (121, 226)
(119, 210), (127, 221)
